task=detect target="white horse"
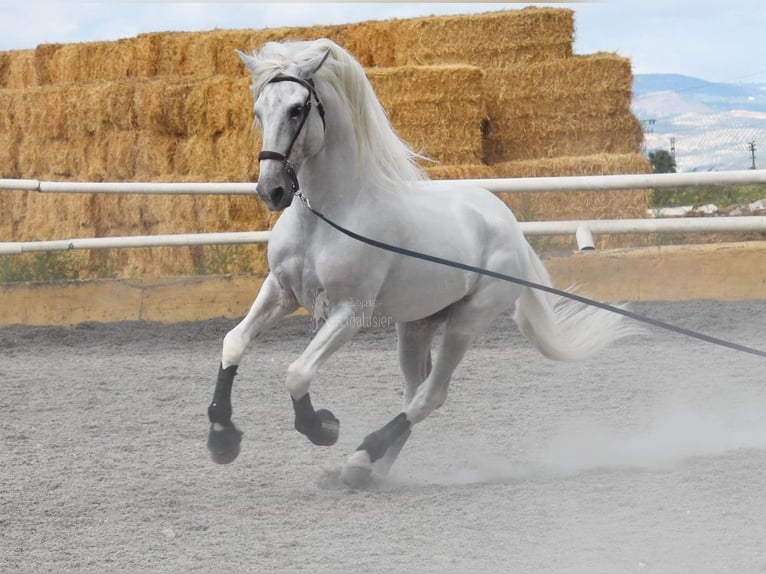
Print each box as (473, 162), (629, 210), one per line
(207, 38), (636, 486)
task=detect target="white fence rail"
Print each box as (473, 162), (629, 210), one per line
(1, 170), (765, 254)
(2, 169), (766, 195)
(2, 218), (765, 256)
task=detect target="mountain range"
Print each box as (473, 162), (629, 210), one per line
(631, 74), (766, 172)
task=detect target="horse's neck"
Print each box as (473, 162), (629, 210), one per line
(300, 114), (364, 215)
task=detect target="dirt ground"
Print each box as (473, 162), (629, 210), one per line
(2, 299), (765, 572)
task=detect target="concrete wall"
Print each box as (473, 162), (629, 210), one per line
(2, 241), (764, 327)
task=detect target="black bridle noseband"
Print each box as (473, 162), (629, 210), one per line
(257, 73), (326, 196)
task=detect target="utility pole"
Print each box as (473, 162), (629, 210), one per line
(640, 119), (655, 155)
(670, 137), (676, 162)
(748, 140), (757, 169)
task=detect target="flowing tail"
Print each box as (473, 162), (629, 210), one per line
(512, 243), (641, 361)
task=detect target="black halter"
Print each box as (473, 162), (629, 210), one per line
(257, 73), (326, 195)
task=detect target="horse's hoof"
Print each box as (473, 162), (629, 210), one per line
(307, 409), (339, 446)
(207, 422), (243, 464)
(340, 463), (374, 490)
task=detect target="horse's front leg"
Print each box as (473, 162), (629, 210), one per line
(207, 274), (298, 464)
(286, 304), (361, 446)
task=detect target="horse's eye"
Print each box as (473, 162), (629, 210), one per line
(289, 105), (304, 120)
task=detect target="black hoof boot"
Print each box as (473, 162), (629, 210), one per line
(293, 393), (340, 446)
(207, 422), (244, 465)
(309, 409), (340, 446)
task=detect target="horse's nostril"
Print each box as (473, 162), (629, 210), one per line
(271, 186), (285, 205)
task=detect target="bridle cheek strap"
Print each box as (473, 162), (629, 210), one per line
(258, 149), (300, 194)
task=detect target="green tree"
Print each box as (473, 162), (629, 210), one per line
(648, 149), (676, 173)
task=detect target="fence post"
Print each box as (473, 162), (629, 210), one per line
(576, 224), (595, 251)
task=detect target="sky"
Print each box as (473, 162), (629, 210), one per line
(0, 1), (765, 85)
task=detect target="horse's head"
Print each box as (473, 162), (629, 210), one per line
(238, 48), (330, 211)
(238, 38), (426, 211)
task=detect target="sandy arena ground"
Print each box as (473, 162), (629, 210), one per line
(2, 299), (765, 572)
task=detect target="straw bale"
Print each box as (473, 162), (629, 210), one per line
(0, 90), (16, 134)
(213, 130), (259, 182)
(1, 191), (25, 238)
(186, 25), (352, 78)
(0, 50), (40, 89)
(490, 153), (653, 250)
(12, 190), (94, 242)
(79, 191), (270, 277)
(492, 153), (650, 179)
(48, 38), (154, 85)
(0, 52), (10, 87)
(4, 8), (573, 89)
(4, 50), (38, 88)
(491, 153), (651, 222)
(483, 54), (640, 163)
(0, 130), (20, 178)
(133, 134), (177, 180)
(1, 74), (255, 183)
(492, 113), (644, 162)
(31, 43), (62, 85)
(3, 87), (54, 139)
(424, 164), (496, 180)
(422, 155), (651, 222)
(84, 131), (138, 181)
(130, 75), (252, 137)
(54, 81), (138, 138)
(154, 79), (198, 137)
(171, 130), (257, 183)
(369, 65), (486, 165)
(0, 7), (656, 275)
(18, 24), (349, 87)
(345, 8), (573, 67)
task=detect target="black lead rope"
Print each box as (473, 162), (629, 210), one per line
(296, 192), (766, 359)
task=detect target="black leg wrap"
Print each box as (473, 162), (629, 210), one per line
(207, 363), (243, 465)
(208, 363), (238, 423)
(357, 413), (411, 463)
(292, 393), (339, 447)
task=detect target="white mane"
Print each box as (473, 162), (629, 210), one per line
(241, 38), (428, 188)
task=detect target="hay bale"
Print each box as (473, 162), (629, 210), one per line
(3, 8), (573, 88)
(0, 73), (258, 183)
(0, 130), (19, 178)
(369, 65), (486, 165)
(483, 54), (641, 163)
(345, 8), (573, 67)
(0, 51), (11, 86)
(4, 50), (38, 88)
(3, 66), (482, 179)
(0, 7), (656, 276)
(491, 153), (652, 222)
(47, 37), (157, 85)
(424, 164), (496, 180)
(492, 113), (644, 161)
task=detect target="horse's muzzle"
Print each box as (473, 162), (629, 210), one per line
(256, 183), (294, 211)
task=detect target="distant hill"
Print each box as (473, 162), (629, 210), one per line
(632, 74), (766, 171)
(633, 74), (757, 102)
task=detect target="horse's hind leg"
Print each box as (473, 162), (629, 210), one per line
(342, 296), (504, 487)
(398, 316), (442, 406)
(207, 273), (298, 464)
(374, 317), (441, 476)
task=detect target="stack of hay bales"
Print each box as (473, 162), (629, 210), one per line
(0, 8), (650, 278)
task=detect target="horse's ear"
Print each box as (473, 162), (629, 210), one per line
(236, 49), (258, 74)
(297, 48), (331, 78)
